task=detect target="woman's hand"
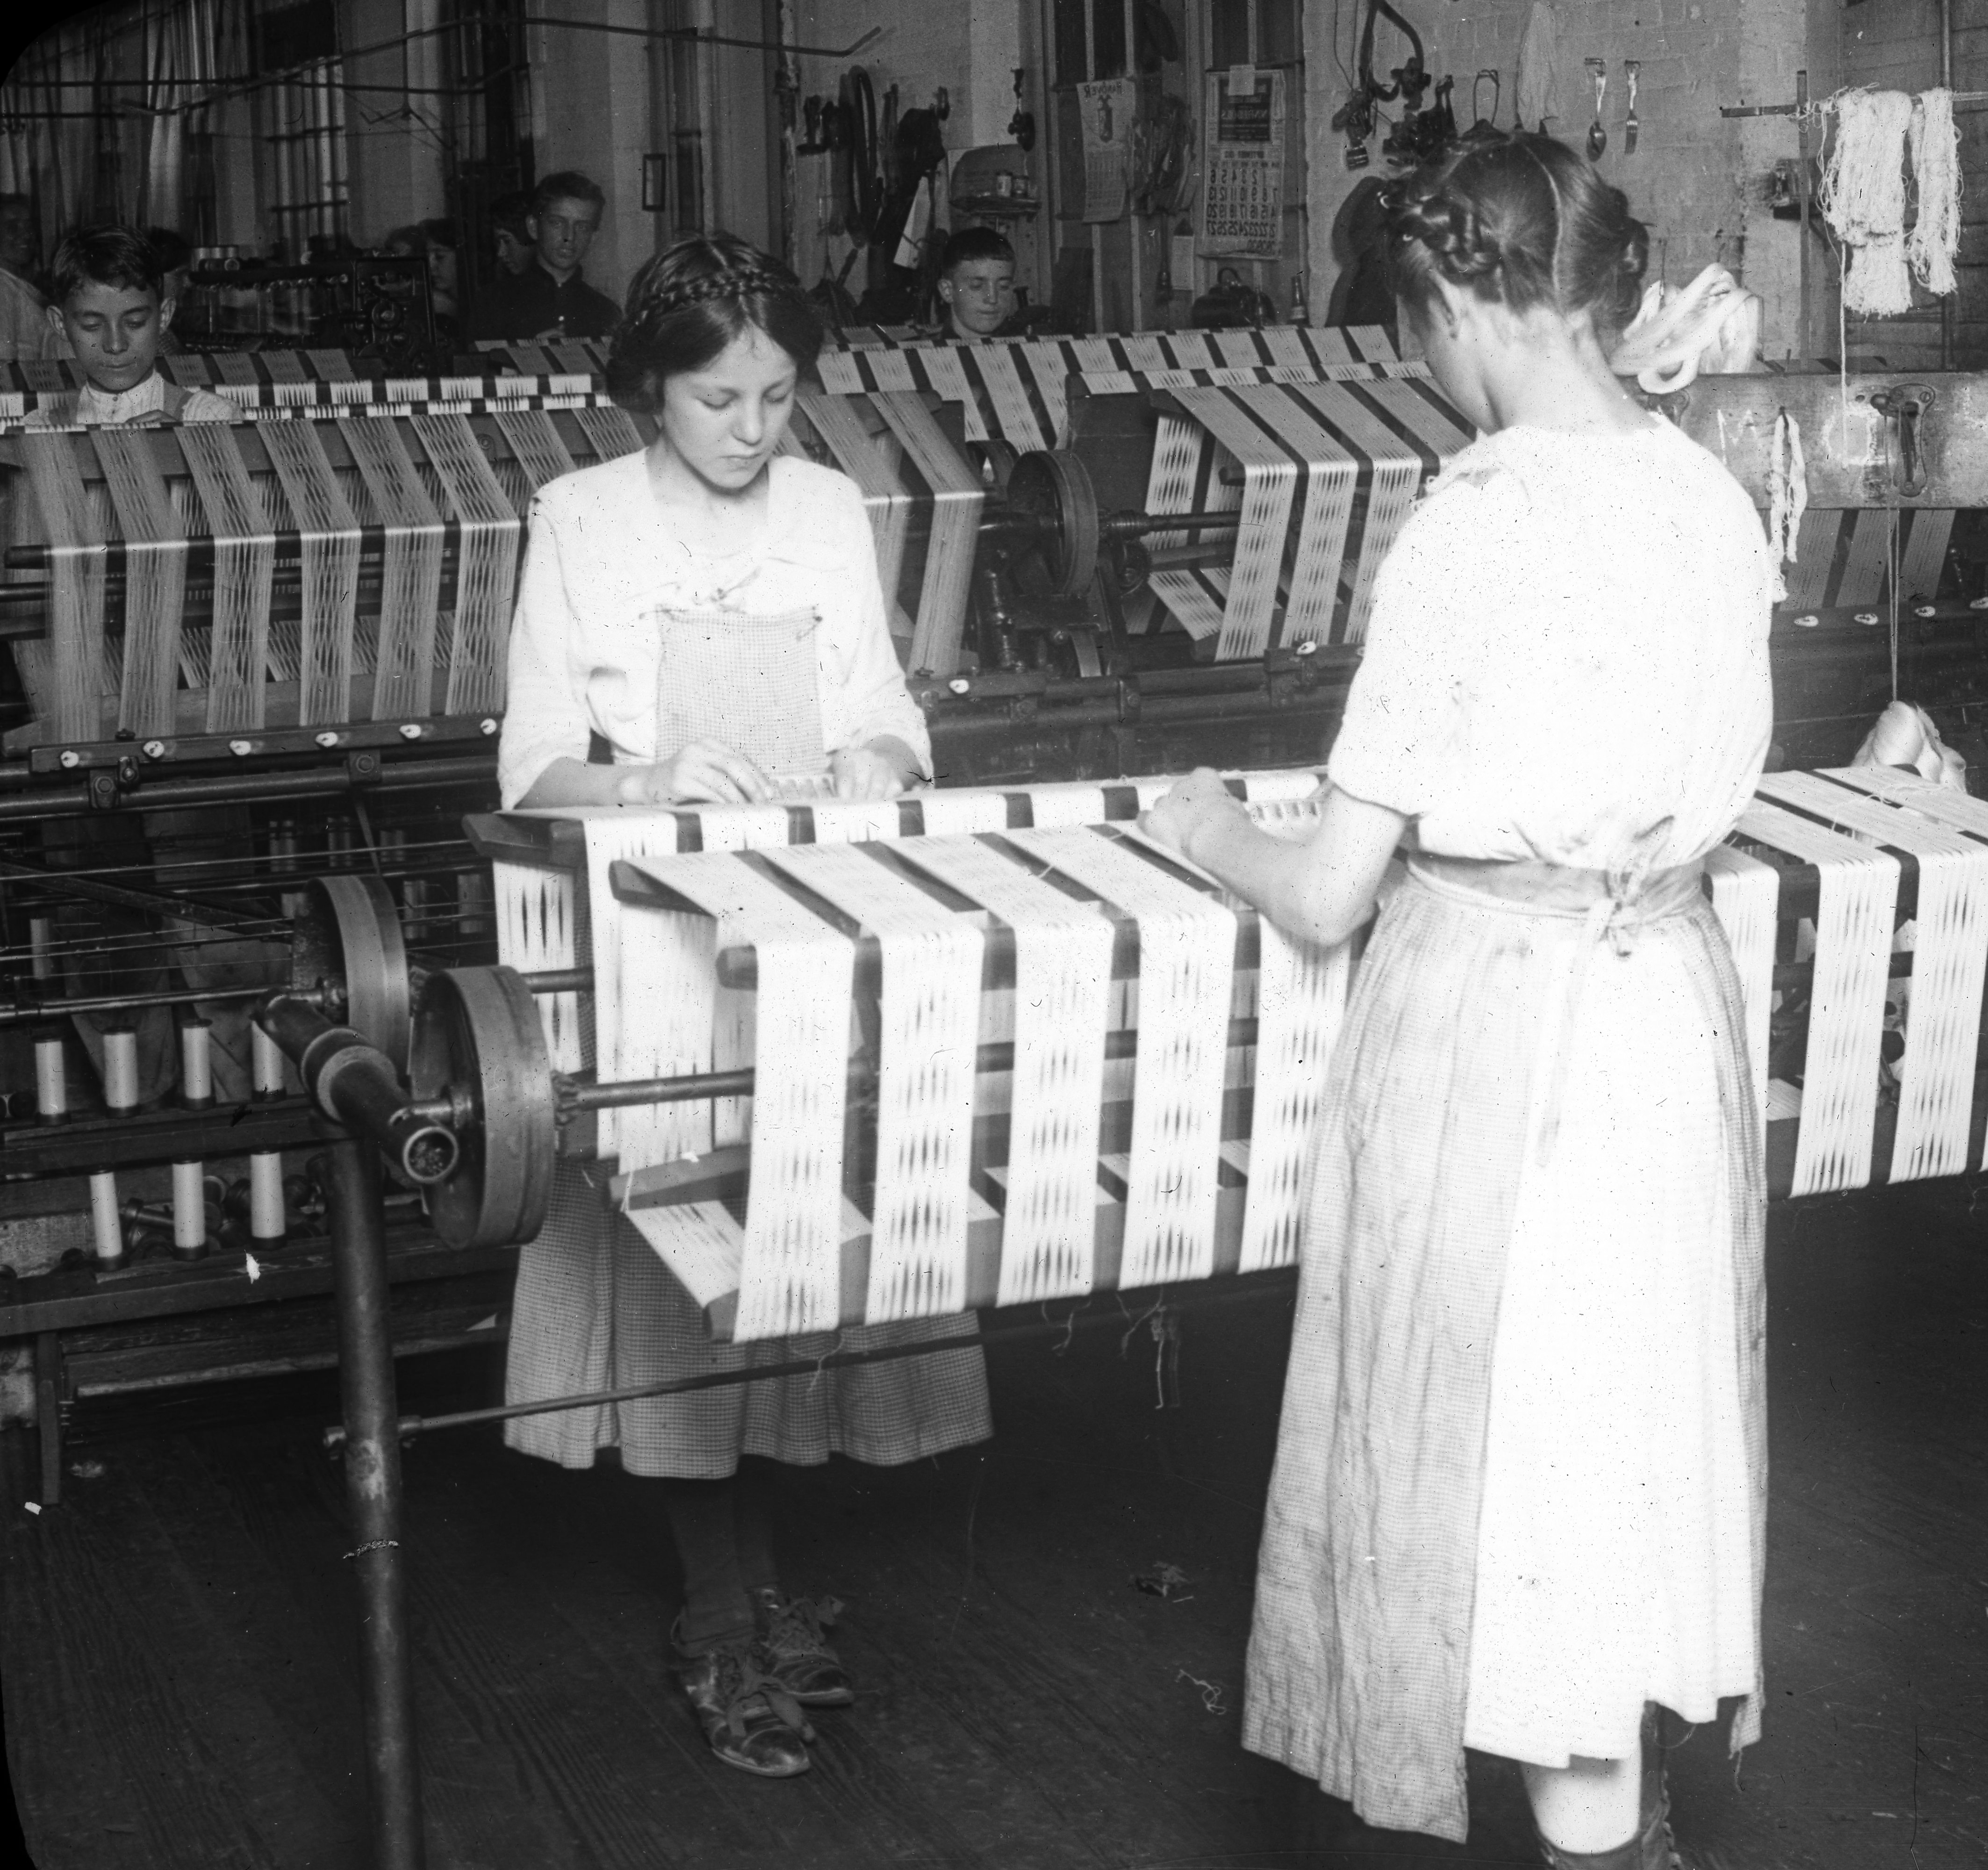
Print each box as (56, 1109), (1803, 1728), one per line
(616, 740), (771, 806)
(830, 745), (907, 801)
(1141, 768), (1248, 867)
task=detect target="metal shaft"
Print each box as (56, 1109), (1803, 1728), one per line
(327, 1134), (425, 1870)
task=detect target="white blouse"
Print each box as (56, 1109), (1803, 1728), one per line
(498, 451), (933, 808)
(1328, 416), (1775, 871)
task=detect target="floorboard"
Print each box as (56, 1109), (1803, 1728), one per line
(3, 1191), (1984, 1868)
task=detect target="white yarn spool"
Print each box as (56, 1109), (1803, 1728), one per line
(249, 1152), (287, 1243)
(89, 1172), (122, 1263)
(34, 1034), (67, 1120)
(252, 1020), (286, 1097)
(172, 1160), (208, 1254)
(102, 1027), (140, 1112)
(28, 915), (54, 980)
(179, 1018), (213, 1106)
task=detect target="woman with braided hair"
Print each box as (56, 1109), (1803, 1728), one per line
(499, 232), (990, 1778)
(1145, 134), (1770, 1870)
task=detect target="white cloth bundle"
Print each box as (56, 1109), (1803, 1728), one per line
(1608, 265), (1764, 393)
(1819, 88), (1917, 316)
(1852, 700), (1967, 791)
(1514, 3), (1561, 130)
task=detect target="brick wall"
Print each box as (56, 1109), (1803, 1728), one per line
(1304, 0), (1840, 361)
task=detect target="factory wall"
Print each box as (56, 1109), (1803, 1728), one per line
(1304, 0), (1843, 363)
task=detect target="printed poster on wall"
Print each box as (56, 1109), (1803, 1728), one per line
(1201, 67), (1285, 256)
(1078, 77), (1137, 223)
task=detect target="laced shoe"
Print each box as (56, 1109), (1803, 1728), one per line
(674, 1634), (814, 1777)
(750, 1587), (855, 1707)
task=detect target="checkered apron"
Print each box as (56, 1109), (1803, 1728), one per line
(502, 601), (992, 1475)
(653, 604), (830, 779)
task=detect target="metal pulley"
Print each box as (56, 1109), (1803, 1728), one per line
(1005, 449), (1102, 599)
(290, 874), (411, 1071)
(409, 966), (556, 1250)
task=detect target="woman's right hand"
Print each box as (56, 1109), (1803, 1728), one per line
(616, 740), (773, 806)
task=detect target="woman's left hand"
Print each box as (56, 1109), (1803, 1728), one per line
(1141, 768), (1248, 866)
(830, 746), (906, 801)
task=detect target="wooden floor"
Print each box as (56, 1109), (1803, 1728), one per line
(2, 1189), (1984, 1869)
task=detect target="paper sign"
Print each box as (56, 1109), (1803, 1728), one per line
(1202, 68), (1286, 256)
(1079, 77), (1137, 223)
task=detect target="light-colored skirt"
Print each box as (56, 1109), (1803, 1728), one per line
(503, 1164), (994, 1478)
(1242, 858), (1767, 1843)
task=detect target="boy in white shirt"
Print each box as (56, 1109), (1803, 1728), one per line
(32, 225), (237, 427)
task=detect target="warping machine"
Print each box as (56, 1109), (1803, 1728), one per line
(8, 333), (1988, 1437)
(7, 323), (1988, 1867)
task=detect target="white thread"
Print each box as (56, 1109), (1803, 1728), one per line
(1818, 88), (1916, 316)
(897, 834), (1117, 1306)
(761, 842), (985, 1322)
(410, 415), (519, 717)
(176, 424), (276, 731)
(1736, 793), (1899, 1195)
(339, 416), (444, 719)
(1008, 827), (1234, 1290)
(94, 430), (188, 736)
(1907, 88), (1961, 297)
(259, 420), (362, 723)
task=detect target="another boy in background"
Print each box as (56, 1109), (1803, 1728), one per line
(35, 225), (235, 426)
(0, 193), (49, 364)
(20, 228), (261, 1108)
(489, 191), (534, 276)
(473, 170), (618, 341)
(933, 226), (1019, 340)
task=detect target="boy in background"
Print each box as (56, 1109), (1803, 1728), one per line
(16, 228), (265, 1113)
(0, 194), (49, 364)
(35, 225), (235, 426)
(473, 170), (618, 341)
(489, 191), (534, 276)
(142, 226), (194, 350)
(933, 226), (1019, 340)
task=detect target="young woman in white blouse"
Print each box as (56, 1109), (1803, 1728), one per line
(498, 236), (991, 1779)
(1145, 136), (1772, 1870)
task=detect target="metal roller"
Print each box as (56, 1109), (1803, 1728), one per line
(409, 966), (555, 1250)
(291, 874), (411, 1070)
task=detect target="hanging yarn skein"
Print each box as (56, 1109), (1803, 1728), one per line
(1819, 87), (1916, 315)
(1766, 410), (1808, 605)
(1907, 87), (1962, 296)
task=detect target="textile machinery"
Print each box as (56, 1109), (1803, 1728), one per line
(6, 334), (1988, 1428)
(7, 327), (1988, 1870)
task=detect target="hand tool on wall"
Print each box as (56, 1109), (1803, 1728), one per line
(1586, 58), (1607, 158)
(1624, 60), (1640, 153)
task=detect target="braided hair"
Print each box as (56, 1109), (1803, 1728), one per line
(1382, 132), (1648, 340)
(606, 233), (824, 415)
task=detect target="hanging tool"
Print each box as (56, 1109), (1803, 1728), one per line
(1624, 60), (1640, 153)
(1586, 58), (1608, 159)
(1464, 70), (1501, 143)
